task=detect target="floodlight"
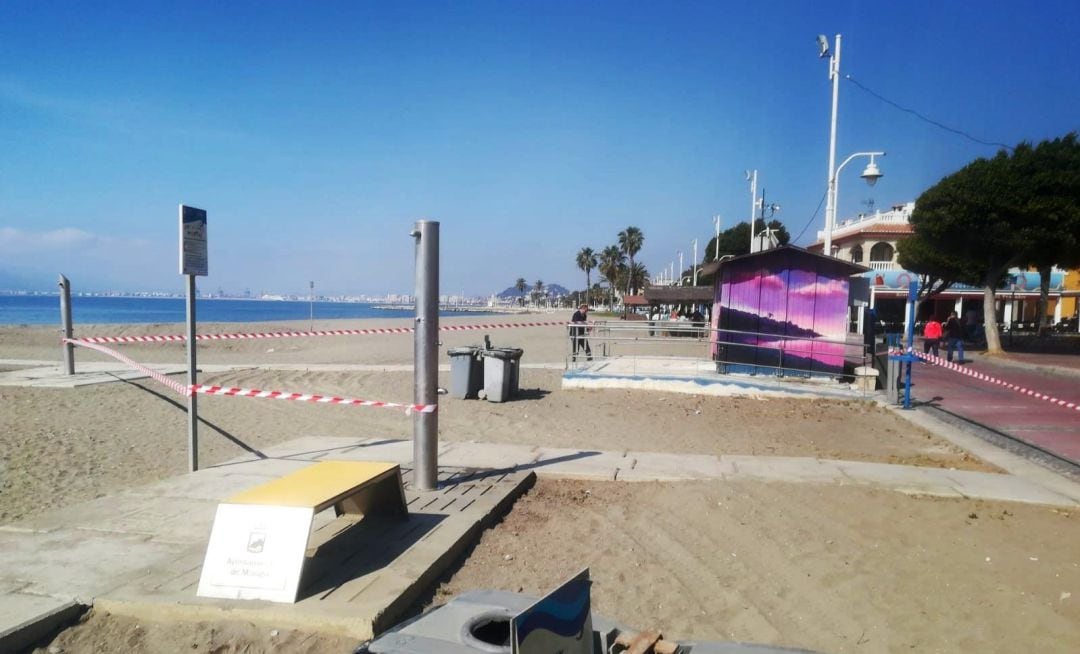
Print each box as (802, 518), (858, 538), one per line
(817, 35), (830, 58)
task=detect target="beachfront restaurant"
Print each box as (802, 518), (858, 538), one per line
(702, 245), (868, 378)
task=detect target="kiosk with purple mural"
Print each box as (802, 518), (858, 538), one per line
(710, 246), (868, 377)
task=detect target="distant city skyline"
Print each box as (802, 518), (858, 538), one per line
(2, 1), (1078, 295)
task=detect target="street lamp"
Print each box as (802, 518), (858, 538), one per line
(677, 251), (684, 286)
(692, 239), (698, 286)
(712, 215), (722, 261)
(826, 151), (885, 253)
(818, 33), (886, 255)
(745, 170), (757, 251)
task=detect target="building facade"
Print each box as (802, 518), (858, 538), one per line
(807, 202), (1077, 331)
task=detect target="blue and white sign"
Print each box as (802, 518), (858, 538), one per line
(179, 204), (208, 276)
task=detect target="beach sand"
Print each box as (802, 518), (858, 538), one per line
(2, 315), (1075, 652)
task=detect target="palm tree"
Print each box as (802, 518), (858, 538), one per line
(627, 261), (649, 294)
(533, 280), (545, 307)
(617, 227), (645, 294)
(515, 277), (527, 307)
(575, 247), (597, 307)
(599, 245), (625, 310)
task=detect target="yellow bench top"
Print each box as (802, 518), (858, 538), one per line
(228, 461), (399, 509)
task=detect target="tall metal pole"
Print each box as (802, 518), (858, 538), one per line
(903, 280), (916, 409)
(412, 220), (439, 491)
(309, 280), (314, 331)
(678, 251), (683, 286)
(713, 215), (721, 261)
(824, 33), (842, 256)
(186, 274), (199, 472)
(58, 274), (74, 375)
(692, 239), (698, 286)
(748, 170), (758, 251)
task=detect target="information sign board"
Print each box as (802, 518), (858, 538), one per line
(179, 205), (208, 276)
(196, 503), (314, 603)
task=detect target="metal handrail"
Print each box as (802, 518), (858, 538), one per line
(565, 319), (872, 384)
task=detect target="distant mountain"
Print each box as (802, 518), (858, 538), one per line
(496, 283), (571, 299)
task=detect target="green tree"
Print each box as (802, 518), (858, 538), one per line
(618, 226), (645, 294)
(575, 247), (597, 307)
(1013, 134), (1080, 334)
(598, 245), (625, 309)
(702, 220), (790, 262)
(896, 231), (978, 311)
(905, 133), (1080, 351)
(533, 279), (545, 307)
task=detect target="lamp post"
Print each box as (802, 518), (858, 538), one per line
(692, 239), (698, 286)
(826, 152), (885, 253)
(677, 251), (684, 286)
(309, 281), (315, 330)
(712, 215), (722, 261)
(818, 33), (886, 255)
(745, 170), (758, 251)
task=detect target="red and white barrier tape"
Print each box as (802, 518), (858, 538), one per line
(74, 320), (570, 345)
(65, 339), (190, 396)
(64, 338), (436, 414)
(190, 384), (435, 414)
(917, 351), (1079, 411)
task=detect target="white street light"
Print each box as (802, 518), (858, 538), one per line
(692, 239), (698, 286)
(677, 251), (684, 286)
(827, 151), (885, 252)
(745, 170), (758, 251)
(712, 215), (722, 261)
(819, 33), (886, 255)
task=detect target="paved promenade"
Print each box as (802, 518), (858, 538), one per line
(910, 350), (1080, 464)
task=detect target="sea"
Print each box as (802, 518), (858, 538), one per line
(0, 295), (494, 326)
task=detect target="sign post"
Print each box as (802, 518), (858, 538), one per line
(180, 205), (208, 472)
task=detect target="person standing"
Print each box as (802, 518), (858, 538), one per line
(945, 312), (965, 363)
(570, 303), (592, 361)
(923, 315), (943, 358)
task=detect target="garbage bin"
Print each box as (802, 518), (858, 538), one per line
(481, 347), (523, 403)
(447, 346), (483, 399)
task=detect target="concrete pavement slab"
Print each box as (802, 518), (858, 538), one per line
(830, 461), (965, 499)
(0, 363), (188, 388)
(619, 451), (732, 481)
(943, 469), (1078, 505)
(722, 456), (847, 484)
(0, 594), (83, 653)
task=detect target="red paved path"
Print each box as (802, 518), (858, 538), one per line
(909, 355), (1080, 463)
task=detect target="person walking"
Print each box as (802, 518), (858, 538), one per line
(570, 303), (592, 361)
(945, 312), (965, 363)
(923, 315), (943, 359)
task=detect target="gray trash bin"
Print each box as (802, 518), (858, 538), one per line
(481, 347), (522, 403)
(447, 346), (483, 399)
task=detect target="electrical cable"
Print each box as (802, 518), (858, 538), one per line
(793, 188), (829, 244)
(845, 74), (1013, 151)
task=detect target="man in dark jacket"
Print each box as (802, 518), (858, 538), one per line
(945, 312), (965, 363)
(570, 304), (592, 361)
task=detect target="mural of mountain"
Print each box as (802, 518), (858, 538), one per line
(496, 283), (570, 299)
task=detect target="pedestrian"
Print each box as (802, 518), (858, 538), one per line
(570, 303), (592, 361)
(944, 311), (965, 363)
(923, 315), (943, 359)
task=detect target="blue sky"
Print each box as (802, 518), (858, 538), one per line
(1, 1), (1077, 295)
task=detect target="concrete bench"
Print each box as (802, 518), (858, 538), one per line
(228, 460), (408, 518)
